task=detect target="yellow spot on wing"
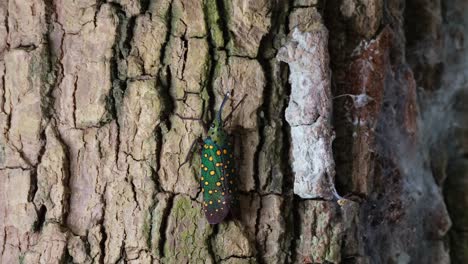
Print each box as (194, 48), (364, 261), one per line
(201, 177), (204, 180)
(209, 200), (213, 204)
(204, 167), (208, 171)
(216, 182), (221, 187)
(210, 171), (215, 176)
(205, 181), (209, 186)
(208, 190), (213, 194)
(204, 154), (208, 158)
(204, 144), (208, 149)
(209, 145), (214, 149)
(216, 150), (221, 155)
(209, 156), (213, 161)
(223, 149), (228, 154)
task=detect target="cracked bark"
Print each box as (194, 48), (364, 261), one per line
(0, 0), (466, 264)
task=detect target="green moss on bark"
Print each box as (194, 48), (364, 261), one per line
(162, 195), (213, 263)
(203, 0), (225, 48)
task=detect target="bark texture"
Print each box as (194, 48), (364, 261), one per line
(0, 0), (466, 263)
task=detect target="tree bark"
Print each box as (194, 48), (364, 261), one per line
(0, 0), (466, 263)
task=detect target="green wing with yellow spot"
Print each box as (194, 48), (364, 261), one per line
(221, 138), (237, 210)
(200, 138), (232, 224)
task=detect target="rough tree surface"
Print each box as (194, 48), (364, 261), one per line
(0, 0), (466, 263)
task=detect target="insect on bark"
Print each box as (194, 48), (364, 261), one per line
(178, 92), (246, 224)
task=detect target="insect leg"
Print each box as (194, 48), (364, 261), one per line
(223, 94), (248, 125)
(175, 113), (208, 133)
(178, 137), (204, 170)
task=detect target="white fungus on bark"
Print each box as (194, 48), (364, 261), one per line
(277, 27), (336, 199)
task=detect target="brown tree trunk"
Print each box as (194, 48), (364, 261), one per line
(0, 0), (466, 263)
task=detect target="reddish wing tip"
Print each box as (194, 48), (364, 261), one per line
(205, 204), (230, 224)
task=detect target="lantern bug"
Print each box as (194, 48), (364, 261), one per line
(178, 91), (246, 224)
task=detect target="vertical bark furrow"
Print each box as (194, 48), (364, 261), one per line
(0, 0), (63, 262)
